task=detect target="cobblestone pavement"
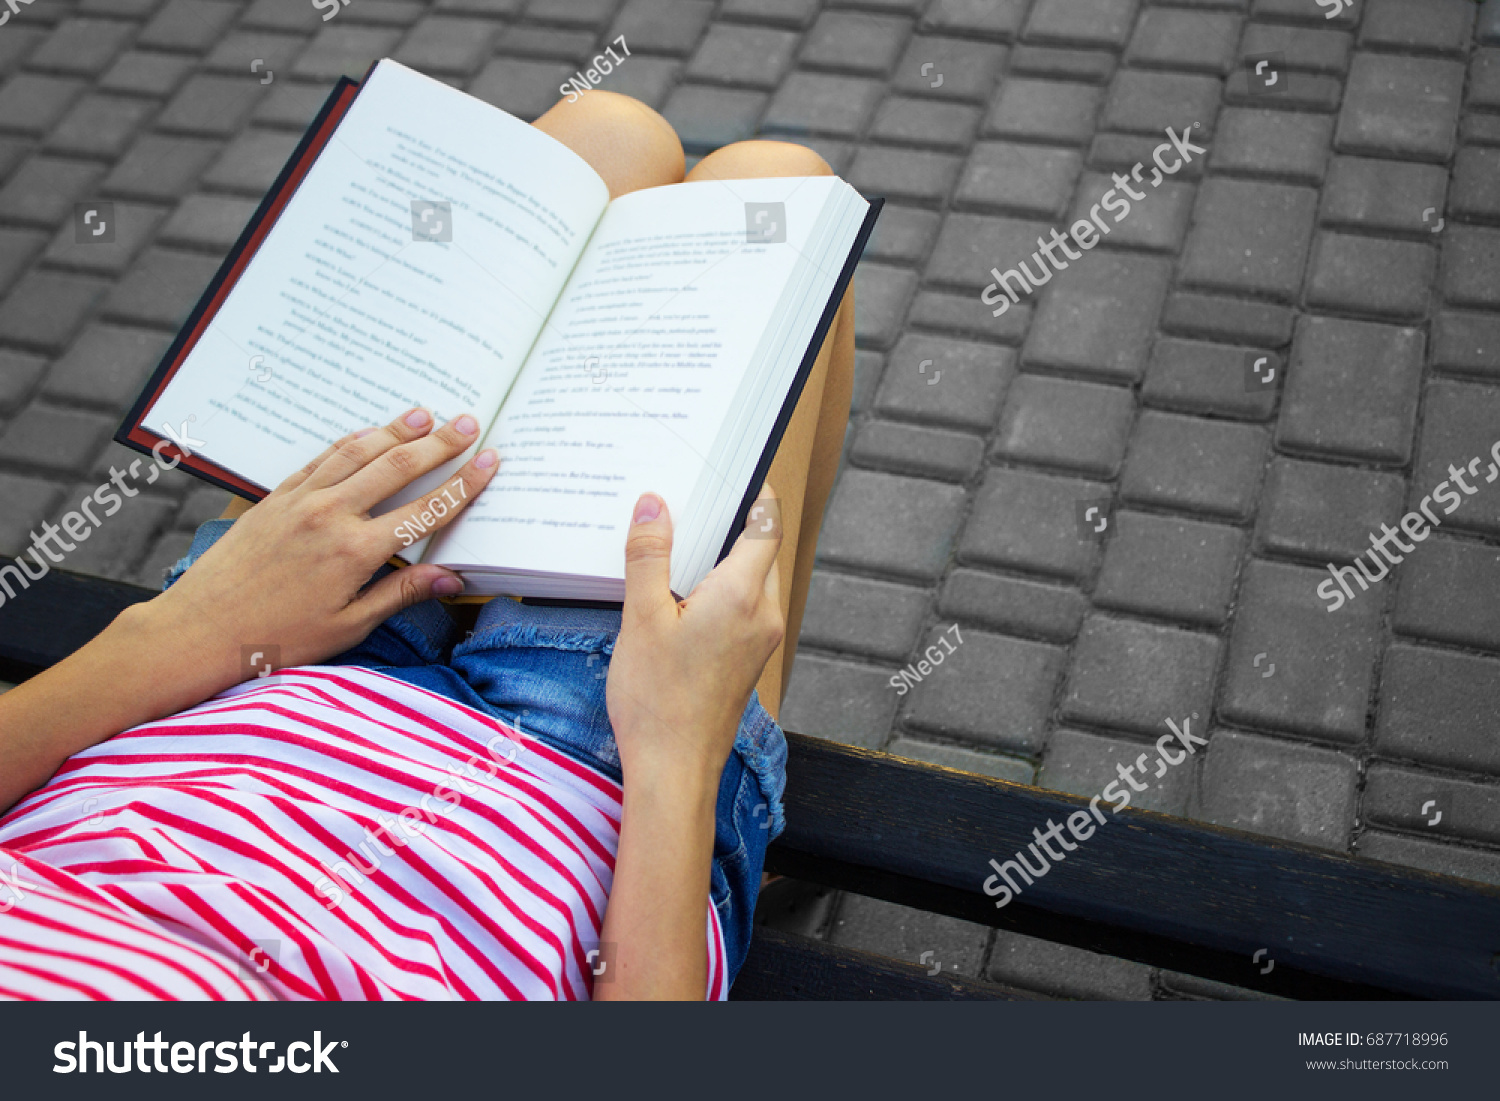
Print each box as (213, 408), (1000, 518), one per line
(2, 0), (1499, 999)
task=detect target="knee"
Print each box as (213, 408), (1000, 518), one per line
(687, 140), (834, 182)
(533, 90), (684, 191)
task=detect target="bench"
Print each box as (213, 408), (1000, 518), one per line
(5, 563), (1499, 1000)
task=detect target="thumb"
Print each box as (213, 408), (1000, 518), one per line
(623, 493), (674, 619)
(356, 564), (466, 626)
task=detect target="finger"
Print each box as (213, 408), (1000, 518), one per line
(352, 563), (467, 628)
(302, 407), (437, 492)
(380, 448), (500, 555)
(622, 493), (675, 621)
(712, 487), (782, 594)
(272, 429), (361, 495)
(338, 413), (484, 510)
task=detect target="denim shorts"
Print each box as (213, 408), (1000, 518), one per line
(164, 519), (787, 989)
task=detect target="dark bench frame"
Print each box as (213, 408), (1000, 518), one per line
(5, 564), (1499, 1000)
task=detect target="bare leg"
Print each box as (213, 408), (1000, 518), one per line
(683, 141), (855, 723)
(219, 91), (688, 525)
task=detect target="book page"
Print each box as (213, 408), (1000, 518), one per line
(427, 177), (846, 583)
(144, 61), (609, 500)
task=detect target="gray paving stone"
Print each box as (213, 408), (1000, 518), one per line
(920, 0), (1028, 40)
(987, 929), (1151, 1001)
(1024, 0), (1141, 50)
(1102, 70), (1222, 135)
(1441, 225), (1500, 309)
(818, 468), (966, 582)
(1067, 170), (1194, 252)
(906, 288), (1032, 345)
(1376, 642), (1500, 775)
(158, 193), (259, 251)
(851, 349), (884, 414)
(869, 96), (979, 149)
(1086, 131), (1204, 181)
(1364, 764), (1500, 849)
(1411, 380), (1500, 539)
(201, 128), (302, 194)
(1007, 45), (1115, 85)
(662, 84), (766, 151)
(982, 78), (1099, 144)
(100, 50), (196, 97)
(101, 247), (222, 330)
(1159, 292), (1294, 349)
(937, 567), (1087, 644)
(0, 472), (64, 558)
(1450, 146), (1500, 224)
(1276, 316), (1424, 465)
(953, 141), (1081, 219)
(1221, 559), (1383, 744)
(1471, 48), (1500, 109)
(29, 17), (136, 76)
(886, 736), (1033, 784)
(468, 57), (576, 120)
(862, 203), (940, 265)
(43, 95), (156, 160)
(1257, 456), (1407, 565)
(0, 404), (115, 474)
(763, 71), (883, 136)
(0, 155), (103, 227)
(0, 137), (29, 186)
(1121, 410), (1268, 521)
(0, 227), (45, 298)
(44, 202), (167, 277)
(1335, 54), (1465, 164)
(522, 0), (616, 27)
(430, 0), (524, 15)
(101, 134), (221, 202)
(992, 373), (1134, 478)
(393, 16), (501, 75)
(1158, 970), (1281, 1003)
(924, 210), (1051, 293)
(1210, 107), (1331, 184)
(903, 626), (1066, 754)
(1062, 614), (1220, 737)
(174, 484), (234, 532)
(780, 651), (899, 748)
(1179, 178), (1318, 302)
(687, 23), (800, 88)
(851, 419), (983, 483)
(798, 11), (908, 75)
(42, 323), (170, 409)
(850, 144), (961, 202)
(1022, 252), (1173, 381)
(1360, 0), (1474, 56)
(1238, 22), (1351, 76)
(291, 25), (403, 81)
(1196, 728), (1358, 851)
(1125, 7), (1240, 75)
(721, 0), (819, 27)
(497, 26), (597, 61)
(1319, 154), (1449, 234)
(1040, 726), (1194, 816)
(828, 894), (991, 979)
(0, 350), (45, 415)
(1432, 311), (1500, 380)
(890, 36), (1005, 102)
(1142, 337), (1276, 421)
(0, 271), (108, 351)
(1251, 0), (1356, 30)
(1306, 231), (1436, 322)
(593, 56), (683, 110)
(1394, 536), (1500, 653)
(1356, 831), (1500, 891)
(852, 262), (917, 349)
(608, 0), (714, 54)
(203, 31), (312, 77)
(138, 0), (239, 51)
(0, 74), (86, 136)
(796, 568), (932, 663)
(48, 482), (180, 579)
(958, 467), (1110, 581)
(1224, 64), (1342, 113)
(1095, 511), (1244, 628)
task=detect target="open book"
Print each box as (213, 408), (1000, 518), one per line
(119, 60), (879, 601)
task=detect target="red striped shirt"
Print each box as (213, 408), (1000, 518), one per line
(0, 667), (727, 1000)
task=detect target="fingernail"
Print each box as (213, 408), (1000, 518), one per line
(454, 414), (479, 436)
(475, 448), (498, 469)
(633, 494), (662, 524)
(405, 408), (431, 429)
(356, 427), (377, 438)
(433, 575), (464, 596)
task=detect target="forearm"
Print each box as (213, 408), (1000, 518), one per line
(0, 598), (232, 814)
(594, 760), (720, 1000)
